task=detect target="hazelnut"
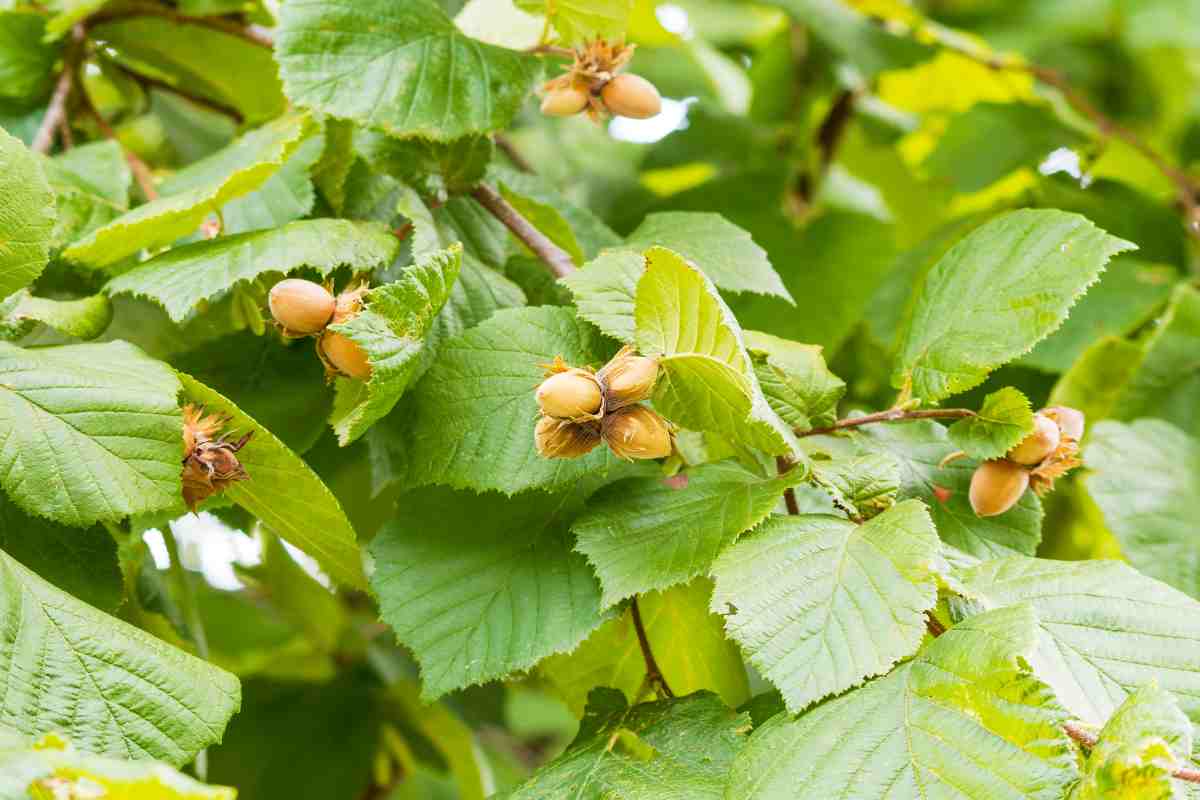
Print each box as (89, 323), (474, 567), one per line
(268, 278), (335, 335)
(969, 459), (1029, 517)
(1007, 413), (1060, 466)
(600, 74), (662, 119)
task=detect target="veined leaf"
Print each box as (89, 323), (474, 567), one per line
(958, 557), (1200, 733)
(203, 132), (324, 236)
(809, 451), (901, 519)
(105, 219), (399, 322)
(1085, 419), (1200, 599)
(727, 605), (1077, 799)
(0, 125), (55, 300)
(0, 341), (182, 527)
(541, 579), (750, 716)
(178, 374), (367, 589)
(0, 291), (113, 341)
(329, 245), (462, 445)
(63, 114), (315, 269)
(0, 549), (240, 765)
(513, 0), (633, 45)
(0, 730), (234, 799)
(370, 483), (614, 700)
(276, 0), (542, 141)
(948, 386), (1034, 460)
(501, 690), (750, 799)
(745, 330), (845, 432)
(381, 306), (619, 495)
(43, 140), (131, 251)
(359, 130), (494, 196)
(635, 246), (799, 457)
(0, 13), (59, 101)
(560, 248), (643, 342)
(573, 460), (807, 607)
(711, 499), (940, 714)
(1073, 684), (1193, 800)
(857, 419), (1044, 557)
(893, 209), (1135, 402)
(1048, 336), (1144, 428)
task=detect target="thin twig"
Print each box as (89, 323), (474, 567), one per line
(630, 597), (674, 699)
(924, 611), (946, 638)
(88, 2), (273, 48)
(112, 62), (244, 122)
(528, 43), (575, 58)
(471, 183), (577, 277)
(798, 408), (975, 438)
(1063, 721), (1200, 783)
(776, 455), (801, 515)
(495, 133), (535, 173)
(31, 25), (86, 154)
(815, 89), (857, 172)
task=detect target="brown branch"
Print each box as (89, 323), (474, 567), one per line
(31, 25), (86, 154)
(924, 611), (946, 638)
(495, 134), (534, 174)
(1063, 721), (1200, 783)
(80, 87), (158, 200)
(815, 89), (857, 172)
(776, 455), (801, 515)
(798, 408), (975, 438)
(87, 2), (273, 48)
(630, 597), (674, 699)
(471, 183), (577, 278)
(112, 63), (244, 122)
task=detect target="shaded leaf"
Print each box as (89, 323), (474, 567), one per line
(948, 386), (1034, 460)
(745, 330), (845, 432)
(0, 125), (55, 300)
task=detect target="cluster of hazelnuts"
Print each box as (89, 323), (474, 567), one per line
(967, 405), (1084, 517)
(539, 39), (663, 121)
(534, 347), (673, 460)
(180, 404), (252, 511)
(267, 278), (372, 381)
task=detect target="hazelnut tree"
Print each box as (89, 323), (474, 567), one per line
(0, 0), (1199, 797)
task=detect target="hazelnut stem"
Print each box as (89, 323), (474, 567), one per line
(471, 183), (577, 278)
(630, 597), (674, 699)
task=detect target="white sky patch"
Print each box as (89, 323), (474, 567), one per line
(144, 512), (262, 591)
(655, 3), (692, 37)
(608, 96), (696, 144)
(1039, 147), (1091, 186)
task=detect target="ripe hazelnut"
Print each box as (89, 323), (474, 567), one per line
(1043, 405), (1085, 441)
(1007, 413), (1060, 466)
(598, 351), (658, 410)
(541, 86), (590, 117)
(600, 74), (662, 119)
(536, 371), (603, 419)
(969, 459), (1029, 517)
(535, 416), (601, 458)
(268, 278), (335, 335)
(602, 405), (672, 460)
(319, 331), (371, 380)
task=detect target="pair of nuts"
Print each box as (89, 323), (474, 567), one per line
(968, 405), (1084, 517)
(534, 348), (671, 460)
(268, 278), (371, 380)
(541, 73), (663, 120)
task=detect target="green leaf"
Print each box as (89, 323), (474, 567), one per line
(560, 248), (643, 342)
(727, 604), (1077, 799)
(0, 492), (121, 613)
(1048, 336), (1145, 428)
(0, 13), (59, 101)
(512, 0), (633, 45)
(178, 373), (367, 589)
(625, 212), (793, 303)
(313, 117), (356, 214)
(541, 579), (750, 716)
(0, 125), (55, 300)
(501, 690), (750, 799)
(923, 103), (1084, 193)
(358, 130), (495, 195)
(379, 306), (619, 495)
(744, 330), (845, 432)
(63, 114), (315, 269)
(43, 140), (131, 251)
(635, 246), (799, 457)
(276, 0), (542, 141)
(948, 386), (1034, 460)
(0, 548), (240, 765)
(1, 291), (113, 340)
(711, 499), (939, 714)
(105, 219), (399, 322)
(958, 557), (1200, 733)
(91, 16), (286, 123)
(0, 730), (234, 799)
(215, 132), (325, 235)
(0, 341), (182, 527)
(370, 483), (614, 700)
(498, 181), (585, 267)
(490, 166), (622, 260)
(1073, 684), (1193, 800)
(857, 419), (1044, 557)
(329, 245), (462, 446)
(809, 451), (901, 519)
(573, 459), (807, 607)
(1085, 419), (1200, 599)
(1114, 284), (1200, 437)
(893, 209), (1136, 402)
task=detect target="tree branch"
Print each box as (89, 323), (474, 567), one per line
(815, 89), (857, 172)
(776, 455), (801, 515)
(924, 612), (946, 638)
(630, 597), (674, 699)
(797, 408), (975, 438)
(88, 2), (273, 48)
(471, 183), (577, 278)
(495, 134), (535, 173)
(1063, 721), (1200, 783)
(31, 25), (86, 154)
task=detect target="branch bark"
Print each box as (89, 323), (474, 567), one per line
(471, 183), (577, 278)
(630, 597), (674, 699)
(31, 26), (86, 154)
(797, 408), (975, 438)
(1062, 721), (1200, 783)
